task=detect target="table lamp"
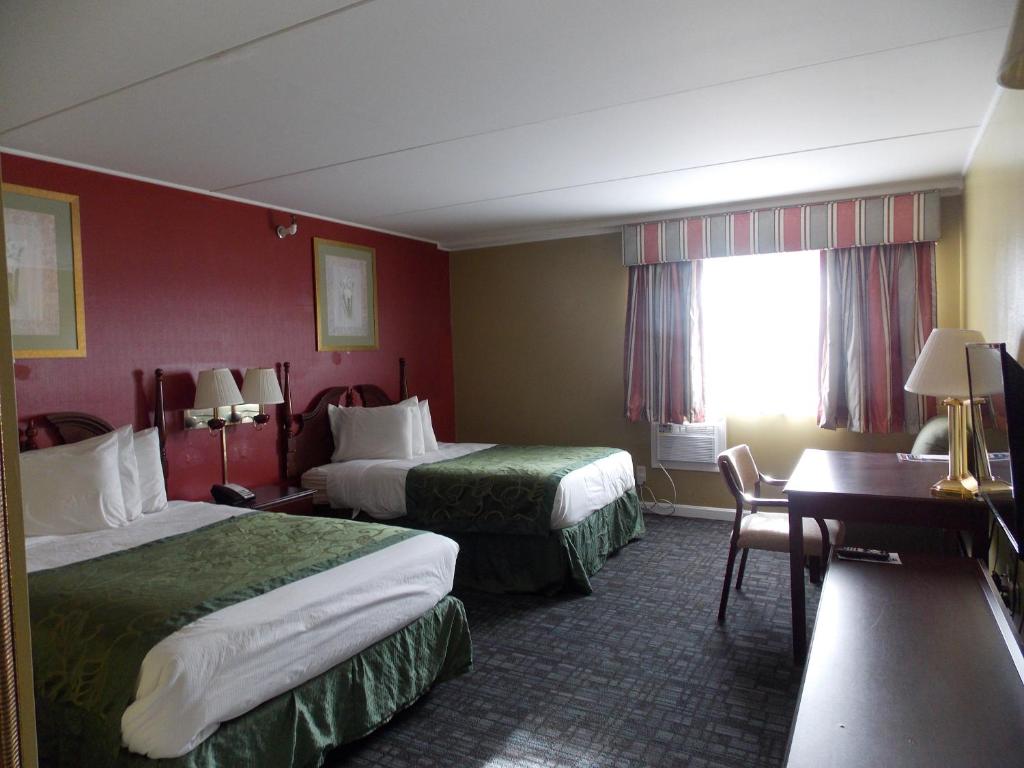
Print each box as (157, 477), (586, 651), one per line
(241, 367), (284, 426)
(194, 368), (244, 483)
(905, 328), (985, 498)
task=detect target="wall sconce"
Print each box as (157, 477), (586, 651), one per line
(276, 214), (298, 239)
(241, 367), (284, 428)
(194, 368), (244, 483)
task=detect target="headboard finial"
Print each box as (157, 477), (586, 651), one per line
(280, 361), (293, 482)
(154, 368), (168, 489)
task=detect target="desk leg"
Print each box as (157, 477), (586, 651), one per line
(789, 502), (807, 664)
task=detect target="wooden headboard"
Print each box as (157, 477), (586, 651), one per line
(284, 358), (408, 482)
(18, 368), (169, 488)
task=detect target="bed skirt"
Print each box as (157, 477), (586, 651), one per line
(96, 595), (471, 768)
(447, 489), (645, 594)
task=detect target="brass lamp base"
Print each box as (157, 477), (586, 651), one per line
(930, 397), (976, 499)
(931, 475), (978, 499)
(976, 477), (1014, 496)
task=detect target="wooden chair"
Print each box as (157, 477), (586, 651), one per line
(716, 444), (844, 623)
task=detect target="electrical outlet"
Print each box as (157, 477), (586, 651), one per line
(636, 464), (647, 485)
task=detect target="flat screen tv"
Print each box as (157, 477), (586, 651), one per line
(967, 342), (1024, 557)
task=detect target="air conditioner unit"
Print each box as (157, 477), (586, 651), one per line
(651, 419), (726, 472)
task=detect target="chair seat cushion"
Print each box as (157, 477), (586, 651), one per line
(737, 512), (845, 555)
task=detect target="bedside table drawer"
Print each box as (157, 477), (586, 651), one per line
(240, 485), (317, 515)
(259, 494), (315, 515)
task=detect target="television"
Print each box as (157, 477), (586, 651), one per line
(967, 342), (1024, 557)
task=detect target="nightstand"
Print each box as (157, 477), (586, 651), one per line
(246, 484), (317, 516)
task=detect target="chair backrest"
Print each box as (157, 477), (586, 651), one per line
(717, 444), (759, 506)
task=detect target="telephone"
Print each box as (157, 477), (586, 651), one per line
(211, 483), (256, 507)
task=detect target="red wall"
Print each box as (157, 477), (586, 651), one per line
(2, 153), (454, 501)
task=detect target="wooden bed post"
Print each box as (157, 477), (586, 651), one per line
(154, 368), (168, 490)
(399, 357), (408, 401)
(280, 362), (293, 483)
(22, 420), (37, 452)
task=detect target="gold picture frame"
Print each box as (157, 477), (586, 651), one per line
(2, 183), (86, 358)
(313, 238), (378, 351)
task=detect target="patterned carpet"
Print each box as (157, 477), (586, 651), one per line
(328, 514), (820, 768)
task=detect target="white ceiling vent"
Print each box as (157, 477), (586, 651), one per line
(651, 420), (726, 472)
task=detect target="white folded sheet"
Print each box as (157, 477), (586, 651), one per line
(26, 501), (458, 758)
(301, 443), (636, 529)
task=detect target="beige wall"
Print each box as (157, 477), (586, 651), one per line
(965, 87), (1024, 354)
(0, 164), (38, 766)
(963, 86), (1024, 582)
(451, 196), (964, 508)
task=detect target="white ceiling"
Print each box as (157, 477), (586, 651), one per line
(0, 0), (1014, 250)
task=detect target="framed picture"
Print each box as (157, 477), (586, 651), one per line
(313, 238), (378, 351)
(2, 183), (86, 358)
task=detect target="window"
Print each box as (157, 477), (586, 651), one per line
(701, 250), (819, 418)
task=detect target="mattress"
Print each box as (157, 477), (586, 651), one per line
(25, 501), (458, 759)
(301, 442), (636, 530)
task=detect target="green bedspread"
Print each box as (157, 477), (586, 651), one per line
(30, 512), (423, 765)
(405, 444), (623, 536)
(112, 595), (472, 768)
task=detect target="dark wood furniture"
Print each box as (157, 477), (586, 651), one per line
(19, 369), (169, 490)
(785, 555), (1024, 768)
(282, 357), (407, 482)
(784, 449), (989, 663)
(243, 484), (316, 515)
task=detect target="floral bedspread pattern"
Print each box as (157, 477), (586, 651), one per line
(29, 512), (422, 761)
(405, 444), (622, 536)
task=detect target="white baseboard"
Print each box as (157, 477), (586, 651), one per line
(641, 502), (733, 522)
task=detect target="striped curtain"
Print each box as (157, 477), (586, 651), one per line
(818, 242), (937, 433)
(624, 261), (705, 423)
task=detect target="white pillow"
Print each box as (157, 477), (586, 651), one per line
(399, 396), (425, 456)
(134, 428), (168, 513)
(20, 431), (130, 536)
(329, 403), (417, 461)
(419, 400), (439, 453)
(30, 425), (144, 521)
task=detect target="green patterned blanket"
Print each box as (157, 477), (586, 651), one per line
(405, 444), (623, 536)
(29, 512), (422, 761)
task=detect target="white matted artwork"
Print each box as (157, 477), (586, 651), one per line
(313, 238), (378, 351)
(2, 184), (86, 358)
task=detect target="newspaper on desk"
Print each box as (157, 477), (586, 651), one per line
(897, 451), (1010, 463)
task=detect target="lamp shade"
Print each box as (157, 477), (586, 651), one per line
(905, 328), (986, 398)
(999, 0), (1024, 88)
(965, 343), (1006, 397)
(194, 368), (244, 409)
(241, 368), (284, 405)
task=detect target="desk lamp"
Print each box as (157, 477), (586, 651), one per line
(194, 368), (244, 483)
(905, 329), (984, 498)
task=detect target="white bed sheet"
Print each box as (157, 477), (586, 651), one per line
(301, 443), (635, 530)
(26, 501), (458, 759)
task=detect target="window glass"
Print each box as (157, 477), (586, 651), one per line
(701, 250), (819, 418)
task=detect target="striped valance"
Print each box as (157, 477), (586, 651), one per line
(622, 190), (941, 265)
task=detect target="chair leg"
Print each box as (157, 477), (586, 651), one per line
(718, 541), (740, 624)
(735, 548), (750, 590)
(808, 556), (822, 585)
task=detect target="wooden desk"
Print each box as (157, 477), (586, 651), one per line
(785, 450), (988, 662)
(785, 556), (1024, 767)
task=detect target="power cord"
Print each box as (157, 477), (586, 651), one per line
(639, 463), (677, 514)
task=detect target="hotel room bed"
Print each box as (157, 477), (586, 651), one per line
(21, 379), (471, 768)
(286, 361), (645, 595)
